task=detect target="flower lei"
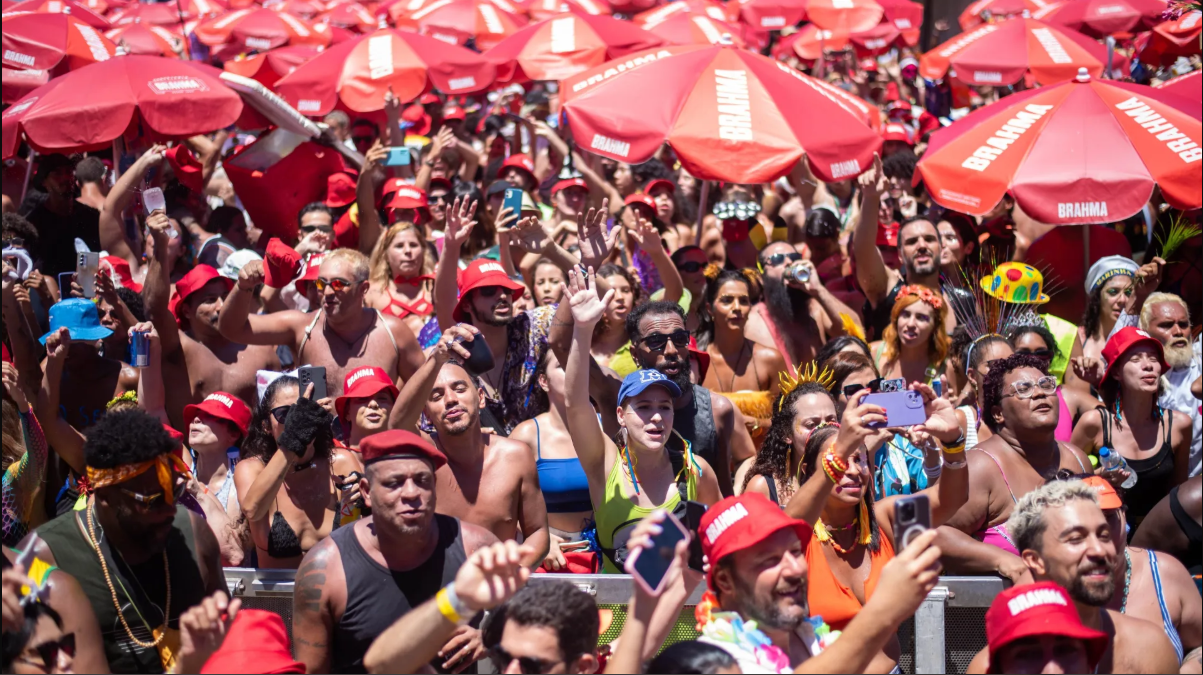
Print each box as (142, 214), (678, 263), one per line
(694, 591), (841, 673)
(897, 284), (943, 310)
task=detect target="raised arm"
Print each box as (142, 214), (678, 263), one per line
(435, 197), (479, 332)
(852, 154), (893, 307)
(387, 325), (478, 432)
(356, 142), (389, 258)
(217, 260), (303, 348)
(563, 267), (616, 495)
(2, 267), (42, 396)
(130, 322), (168, 426)
(100, 144), (165, 270)
(628, 214), (683, 305)
(415, 127), (455, 193)
(33, 329), (86, 474)
(142, 211), (183, 357)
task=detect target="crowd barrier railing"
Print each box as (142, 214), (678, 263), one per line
(222, 568), (1005, 674)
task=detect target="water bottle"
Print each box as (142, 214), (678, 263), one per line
(1099, 447), (1137, 489)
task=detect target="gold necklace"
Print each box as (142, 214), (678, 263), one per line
(86, 505), (170, 649)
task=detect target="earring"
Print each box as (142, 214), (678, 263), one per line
(1115, 393), (1122, 422)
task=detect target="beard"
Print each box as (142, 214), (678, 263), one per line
(763, 276), (812, 328)
(1163, 343), (1193, 370)
(1065, 561), (1115, 607)
(731, 572), (808, 632)
(440, 407), (478, 436)
(905, 252), (938, 278)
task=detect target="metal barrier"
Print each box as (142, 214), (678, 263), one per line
(223, 568), (1005, 674)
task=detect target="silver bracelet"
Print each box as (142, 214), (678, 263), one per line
(945, 457), (968, 470)
(923, 452), (943, 480)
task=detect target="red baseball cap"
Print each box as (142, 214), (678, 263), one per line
(101, 255), (142, 293)
(1101, 327), (1168, 387)
(166, 144), (204, 194)
(386, 184), (430, 211)
(551, 177), (588, 195)
(294, 253), (325, 295)
(876, 220), (899, 247)
(428, 177), (454, 193)
(170, 264), (234, 326)
(183, 391), (253, 438)
(501, 154), (536, 182)
(881, 123), (914, 145)
(325, 172), (357, 208)
(1081, 475), (1123, 510)
(443, 105), (466, 121)
(625, 192), (657, 215)
(359, 429), (446, 470)
(985, 582), (1109, 674)
(402, 104), (432, 136)
(645, 178), (675, 195)
(699, 493), (813, 589)
(335, 366), (399, 420)
(453, 258), (525, 322)
(201, 609), (305, 674)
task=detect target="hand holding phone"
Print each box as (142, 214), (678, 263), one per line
(76, 252), (100, 299)
(503, 188), (524, 219)
(383, 147), (411, 167)
(142, 187), (166, 214)
(298, 366), (328, 402)
(893, 494), (931, 549)
(863, 389), (926, 428)
(625, 510), (689, 597)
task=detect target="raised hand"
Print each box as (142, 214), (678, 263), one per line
(431, 126), (456, 156)
(1071, 356), (1106, 389)
(492, 206), (519, 240)
(146, 211), (173, 244)
(624, 510), (689, 599)
(433, 324), (479, 363)
(444, 197), (478, 251)
(237, 259), (266, 292)
(910, 382), (961, 444)
(138, 143), (168, 172)
(363, 140), (389, 180)
(870, 528), (942, 626)
(858, 153), (885, 201)
(295, 228), (333, 258)
(2, 362), (28, 411)
(383, 86), (401, 122)
(44, 327), (70, 365)
(566, 266), (614, 327)
(508, 216), (551, 254)
(175, 590), (242, 675)
(835, 388), (889, 459)
(627, 214), (664, 258)
(577, 199), (618, 270)
(453, 540), (533, 613)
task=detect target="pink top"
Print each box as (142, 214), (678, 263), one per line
(1054, 387), (1073, 443)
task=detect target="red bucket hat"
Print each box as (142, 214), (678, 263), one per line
(166, 144), (204, 195)
(699, 493), (812, 589)
(452, 259), (526, 322)
(183, 391), (253, 438)
(501, 154), (536, 184)
(325, 172), (357, 209)
(402, 104), (432, 136)
(985, 582), (1109, 674)
(335, 366), (399, 420)
(201, 609), (305, 674)
(386, 184), (430, 211)
(101, 255), (142, 293)
(360, 429), (446, 470)
(1101, 327), (1168, 387)
(169, 264), (234, 326)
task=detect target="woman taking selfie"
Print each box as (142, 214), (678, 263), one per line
(563, 267), (721, 573)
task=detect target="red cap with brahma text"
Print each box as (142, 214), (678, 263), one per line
(335, 366), (399, 420)
(985, 582), (1109, 674)
(359, 429), (446, 470)
(501, 154), (536, 182)
(699, 493), (812, 589)
(183, 391), (253, 438)
(452, 258), (525, 322)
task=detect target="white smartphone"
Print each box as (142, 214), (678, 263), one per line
(76, 252), (100, 299)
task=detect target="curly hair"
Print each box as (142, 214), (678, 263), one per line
(84, 409), (177, 469)
(798, 425), (882, 553)
(881, 291), (950, 367)
(981, 353), (1051, 432)
(625, 299), (682, 345)
(950, 326), (1011, 378)
(742, 382), (835, 495)
(487, 581), (599, 663)
(116, 287), (146, 323)
(368, 221), (433, 289)
(242, 376), (333, 463)
(695, 268), (761, 349)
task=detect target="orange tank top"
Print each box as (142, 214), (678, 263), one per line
(805, 531), (895, 631)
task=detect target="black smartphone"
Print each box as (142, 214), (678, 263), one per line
(454, 335), (495, 375)
(683, 500), (708, 573)
(893, 494), (931, 549)
(298, 366), (327, 401)
(628, 512), (689, 596)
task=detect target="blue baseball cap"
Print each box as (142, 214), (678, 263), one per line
(39, 298), (113, 345)
(617, 369), (682, 405)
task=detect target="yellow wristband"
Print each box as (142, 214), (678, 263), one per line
(436, 587), (462, 625)
(943, 441), (966, 455)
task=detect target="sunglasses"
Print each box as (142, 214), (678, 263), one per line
(430, 193), (450, 204)
(314, 277), (354, 293)
(764, 252), (802, 267)
(120, 481), (185, 507)
(1001, 375), (1057, 400)
(1016, 348), (1052, 359)
(639, 329), (690, 352)
(18, 633), (75, 670)
(475, 286), (505, 298)
(676, 261), (705, 274)
(488, 646), (561, 675)
(271, 405), (293, 424)
(352, 136), (375, 145)
(299, 225), (333, 235)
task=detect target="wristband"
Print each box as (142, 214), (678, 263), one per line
(436, 583), (471, 626)
(945, 458), (968, 470)
(942, 430), (966, 454)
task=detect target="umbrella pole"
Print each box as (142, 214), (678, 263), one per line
(20, 148), (36, 205)
(696, 179), (710, 232)
(1105, 37), (1115, 79)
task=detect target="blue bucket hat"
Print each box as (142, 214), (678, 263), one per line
(618, 369), (682, 405)
(39, 298), (113, 345)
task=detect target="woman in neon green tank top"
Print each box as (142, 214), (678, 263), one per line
(562, 267), (722, 573)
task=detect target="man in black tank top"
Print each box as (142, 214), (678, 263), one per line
(291, 430), (499, 674)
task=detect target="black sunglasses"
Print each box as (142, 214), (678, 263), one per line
(1016, 348), (1053, 359)
(475, 286), (504, 298)
(488, 646), (560, 675)
(271, 405), (293, 424)
(676, 261), (705, 273)
(639, 329), (690, 352)
(299, 224), (333, 235)
(20, 633), (74, 670)
(842, 378), (883, 398)
(764, 252), (802, 267)
(351, 136), (375, 145)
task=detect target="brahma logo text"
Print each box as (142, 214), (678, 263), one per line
(1030, 28), (1072, 64)
(704, 503), (748, 544)
(346, 368), (377, 389)
(550, 17), (576, 54)
(1057, 202), (1108, 219)
(368, 35), (394, 80)
(715, 69), (753, 142)
(447, 77), (477, 90)
(206, 393), (236, 408)
(937, 24), (996, 58)
(1007, 587), (1067, 616)
(1114, 96), (1202, 163)
(961, 103), (1055, 171)
(3, 50), (35, 67)
(570, 50), (675, 94)
(760, 16), (786, 27)
(591, 134), (630, 158)
(830, 159), (861, 179)
(148, 76), (209, 95)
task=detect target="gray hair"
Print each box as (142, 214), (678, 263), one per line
(1139, 292), (1190, 332)
(1007, 480), (1099, 554)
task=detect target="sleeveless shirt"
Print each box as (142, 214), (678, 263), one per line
(670, 385), (719, 470)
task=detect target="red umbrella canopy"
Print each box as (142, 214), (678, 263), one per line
(527, 0), (610, 21)
(635, 0), (728, 27)
(318, 0), (378, 31)
(222, 43), (321, 85)
(726, 0), (807, 31)
(648, 12), (746, 45)
(485, 12), (663, 82)
(5, 0), (110, 27)
(1136, 11), (1201, 65)
(2, 12), (116, 71)
(1156, 69), (1201, 104)
(1, 66), (48, 104)
(2, 55), (242, 159)
(806, 0), (883, 33)
(876, 0), (921, 41)
(265, 0), (324, 19)
(1030, 0), (1167, 37)
(109, 0), (226, 25)
(774, 21), (905, 59)
(386, 0), (525, 49)
(959, 0), (1056, 29)
(917, 69), (1201, 224)
(106, 22), (188, 56)
(194, 7), (332, 50)
(919, 17), (1114, 86)
(273, 27), (493, 114)
(562, 44), (881, 183)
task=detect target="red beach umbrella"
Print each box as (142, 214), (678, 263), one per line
(485, 12), (663, 83)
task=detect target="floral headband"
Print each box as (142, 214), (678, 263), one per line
(898, 284), (944, 310)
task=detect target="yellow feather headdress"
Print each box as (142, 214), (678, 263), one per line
(777, 362), (835, 411)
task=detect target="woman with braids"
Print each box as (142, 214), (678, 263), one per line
(740, 375), (839, 503)
(949, 328), (1013, 448)
(365, 221), (437, 337)
(233, 375), (338, 569)
(1006, 322), (1099, 443)
(696, 267), (787, 446)
(1080, 255), (1140, 361)
(868, 284), (953, 388)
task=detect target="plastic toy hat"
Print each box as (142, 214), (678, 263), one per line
(980, 262), (1050, 305)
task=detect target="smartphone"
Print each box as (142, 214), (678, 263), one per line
(454, 335), (495, 375)
(142, 187), (166, 214)
(863, 389), (926, 428)
(297, 365), (327, 401)
(932, 379), (943, 398)
(503, 188), (524, 218)
(893, 494), (931, 549)
(57, 272), (73, 293)
(626, 511), (689, 596)
(384, 147), (411, 167)
(76, 251), (100, 299)
(683, 500), (708, 573)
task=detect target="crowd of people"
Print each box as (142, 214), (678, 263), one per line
(2, 1), (1202, 671)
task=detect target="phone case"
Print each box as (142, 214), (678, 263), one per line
(384, 147), (410, 166)
(625, 512), (689, 596)
(684, 501), (708, 573)
(503, 188), (524, 216)
(298, 366), (328, 401)
(893, 494), (931, 549)
(863, 390), (926, 428)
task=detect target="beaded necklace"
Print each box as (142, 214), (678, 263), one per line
(85, 505), (171, 650)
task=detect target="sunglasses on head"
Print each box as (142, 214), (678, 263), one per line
(639, 329), (690, 352)
(120, 481), (185, 507)
(488, 646), (561, 675)
(18, 633), (75, 670)
(764, 252), (802, 267)
(314, 277), (354, 293)
(676, 261), (705, 274)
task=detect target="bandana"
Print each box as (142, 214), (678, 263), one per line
(85, 454), (191, 505)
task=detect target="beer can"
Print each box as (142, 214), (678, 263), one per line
(129, 331), (150, 368)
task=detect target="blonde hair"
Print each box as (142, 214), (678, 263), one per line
(882, 292), (950, 367)
(1139, 292), (1190, 332)
(368, 221), (433, 288)
(1007, 480), (1099, 554)
(323, 248), (370, 284)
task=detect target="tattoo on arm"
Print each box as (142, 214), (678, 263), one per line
(295, 549), (330, 615)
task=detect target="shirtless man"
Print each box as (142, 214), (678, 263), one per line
(966, 480), (1179, 674)
(745, 241), (862, 367)
(389, 325), (550, 568)
(143, 213), (280, 428)
(219, 247), (424, 398)
(291, 430), (499, 674)
(938, 353), (1094, 584)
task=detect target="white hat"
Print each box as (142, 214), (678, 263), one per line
(1085, 255), (1138, 293)
(219, 249), (264, 280)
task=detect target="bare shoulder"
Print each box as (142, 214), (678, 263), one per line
(461, 519), (501, 553)
(1111, 608), (1178, 671)
(487, 434), (536, 469)
(1171, 409), (1192, 438)
(381, 312), (416, 339)
(752, 341), (786, 370)
(509, 419), (537, 449)
(709, 390), (734, 417)
(743, 473), (771, 498)
(1074, 406), (1103, 431)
